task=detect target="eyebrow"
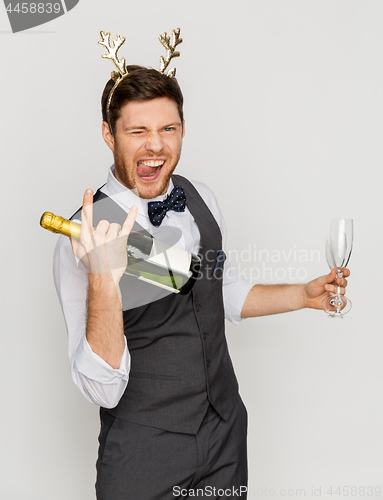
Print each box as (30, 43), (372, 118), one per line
(123, 122), (181, 132)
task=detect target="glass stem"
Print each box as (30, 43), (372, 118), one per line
(335, 268), (343, 314)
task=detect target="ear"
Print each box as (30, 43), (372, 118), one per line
(182, 120), (185, 139)
(102, 121), (115, 152)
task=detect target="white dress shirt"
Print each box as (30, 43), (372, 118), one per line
(53, 166), (254, 408)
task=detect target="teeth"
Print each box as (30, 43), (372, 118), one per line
(138, 160), (165, 167)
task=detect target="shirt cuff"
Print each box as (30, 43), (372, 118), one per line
(74, 335), (130, 384)
(223, 278), (254, 326)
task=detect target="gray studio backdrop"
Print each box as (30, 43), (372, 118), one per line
(1, 1), (382, 499)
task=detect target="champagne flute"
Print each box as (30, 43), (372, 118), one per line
(321, 218), (353, 317)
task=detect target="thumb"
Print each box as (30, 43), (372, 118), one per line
(314, 268), (336, 287)
(70, 237), (78, 255)
(325, 268), (337, 284)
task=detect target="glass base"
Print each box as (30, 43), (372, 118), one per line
(321, 294), (352, 317)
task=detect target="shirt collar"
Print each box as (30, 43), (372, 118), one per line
(102, 165), (174, 227)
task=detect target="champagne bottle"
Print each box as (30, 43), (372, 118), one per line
(40, 212), (201, 294)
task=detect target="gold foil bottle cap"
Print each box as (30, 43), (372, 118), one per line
(40, 212), (81, 239)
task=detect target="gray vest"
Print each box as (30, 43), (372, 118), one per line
(72, 175), (239, 434)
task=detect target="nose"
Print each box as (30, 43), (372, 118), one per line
(145, 131), (164, 154)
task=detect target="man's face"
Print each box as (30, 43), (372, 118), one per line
(103, 97), (185, 199)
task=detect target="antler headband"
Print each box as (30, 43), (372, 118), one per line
(98, 28), (183, 134)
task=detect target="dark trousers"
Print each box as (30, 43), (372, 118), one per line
(96, 395), (248, 499)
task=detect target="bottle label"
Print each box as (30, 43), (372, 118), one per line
(149, 240), (191, 275)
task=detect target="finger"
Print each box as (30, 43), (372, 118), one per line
(336, 277), (348, 287)
(106, 223), (122, 241)
(81, 189), (94, 237)
(120, 206), (138, 237)
(96, 220), (110, 235)
(341, 267), (351, 277)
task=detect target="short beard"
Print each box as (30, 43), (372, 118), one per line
(113, 147), (181, 200)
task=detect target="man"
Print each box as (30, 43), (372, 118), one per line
(54, 47), (349, 500)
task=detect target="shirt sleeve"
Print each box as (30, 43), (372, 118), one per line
(53, 233), (131, 408)
(189, 180), (254, 325)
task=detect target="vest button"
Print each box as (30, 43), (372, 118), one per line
(203, 332), (208, 339)
(196, 304), (202, 312)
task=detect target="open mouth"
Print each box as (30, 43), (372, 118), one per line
(137, 160), (165, 181)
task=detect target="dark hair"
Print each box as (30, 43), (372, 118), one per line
(101, 65), (184, 135)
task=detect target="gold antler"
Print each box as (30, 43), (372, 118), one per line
(98, 28), (183, 135)
(98, 31), (128, 82)
(158, 28), (183, 78)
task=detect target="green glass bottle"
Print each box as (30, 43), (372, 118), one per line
(40, 212), (200, 294)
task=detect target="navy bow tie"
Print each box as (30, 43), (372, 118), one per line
(148, 186), (187, 227)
